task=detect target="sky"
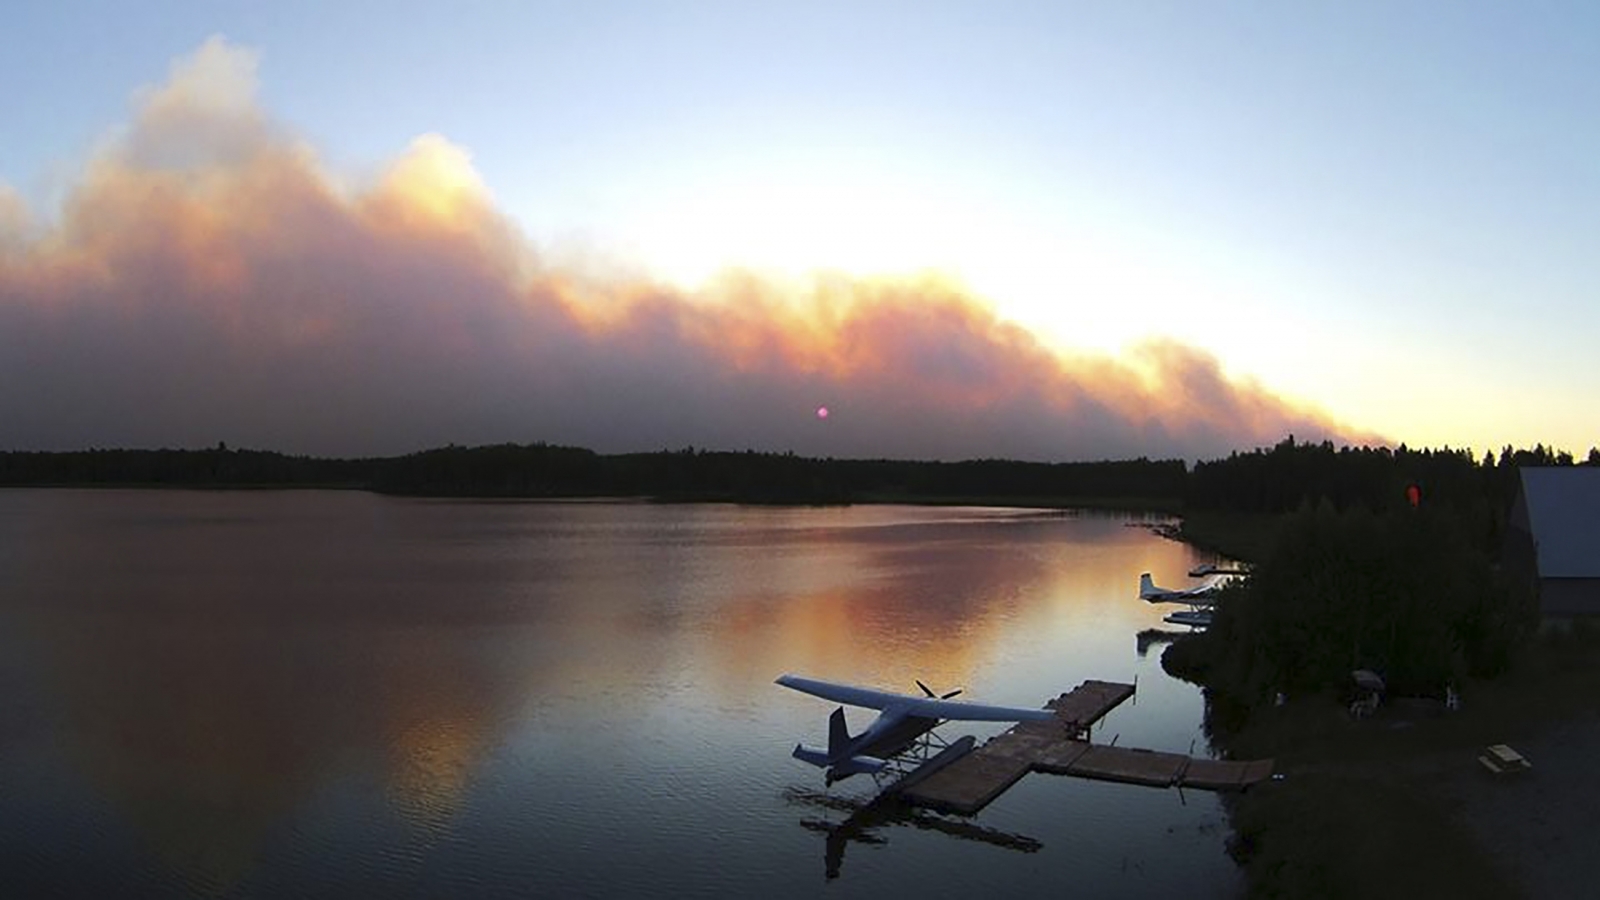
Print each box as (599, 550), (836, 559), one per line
(1, 2), (1596, 460)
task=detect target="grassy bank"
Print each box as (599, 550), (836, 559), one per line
(1164, 501), (1578, 897)
(1200, 627), (1600, 898)
(1225, 766), (1511, 899)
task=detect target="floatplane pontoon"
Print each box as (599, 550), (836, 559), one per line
(1162, 609), (1214, 628)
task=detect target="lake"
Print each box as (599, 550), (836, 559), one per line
(0, 490), (1240, 898)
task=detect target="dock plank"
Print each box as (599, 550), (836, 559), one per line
(1067, 745), (1189, 787)
(1033, 739), (1093, 773)
(1178, 757), (1247, 790)
(1238, 759), (1276, 786)
(901, 752), (1033, 815)
(1178, 758), (1273, 790)
(1047, 680), (1137, 732)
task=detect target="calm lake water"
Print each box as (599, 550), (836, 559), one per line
(0, 490), (1240, 898)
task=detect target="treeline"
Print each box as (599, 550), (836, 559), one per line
(1165, 437), (1600, 706)
(7, 437), (1593, 515)
(1169, 505), (1534, 701)
(0, 443), (1187, 506)
(1188, 435), (1600, 516)
(0, 446), (372, 487)
(1187, 436), (1600, 554)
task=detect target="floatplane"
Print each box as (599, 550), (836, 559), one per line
(1139, 572), (1224, 627)
(1138, 572), (1223, 605)
(775, 674), (1053, 787)
(1187, 562), (1249, 577)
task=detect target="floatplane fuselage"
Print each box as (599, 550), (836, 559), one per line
(1138, 572), (1222, 607)
(776, 674), (1054, 786)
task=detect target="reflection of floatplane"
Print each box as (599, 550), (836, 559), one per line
(784, 787), (1041, 879)
(1135, 628), (1187, 657)
(776, 674), (1052, 786)
(778, 674), (1275, 816)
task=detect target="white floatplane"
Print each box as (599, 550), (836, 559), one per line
(1188, 562), (1249, 577)
(776, 674), (1053, 786)
(1162, 609), (1214, 628)
(1138, 572), (1223, 606)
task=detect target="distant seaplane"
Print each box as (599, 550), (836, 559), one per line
(1140, 572), (1229, 628)
(1162, 609), (1215, 628)
(1187, 562), (1249, 578)
(1138, 572), (1223, 606)
(776, 674), (1054, 786)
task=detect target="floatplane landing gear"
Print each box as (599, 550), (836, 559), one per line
(866, 728), (962, 792)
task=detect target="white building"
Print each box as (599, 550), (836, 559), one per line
(1506, 467), (1600, 618)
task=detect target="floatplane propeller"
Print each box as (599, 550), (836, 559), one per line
(916, 680), (962, 700)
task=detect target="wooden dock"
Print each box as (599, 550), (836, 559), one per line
(899, 680), (1274, 815)
(1043, 680), (1138, 737)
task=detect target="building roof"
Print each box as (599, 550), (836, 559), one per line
(1517, 467), (1600, 578)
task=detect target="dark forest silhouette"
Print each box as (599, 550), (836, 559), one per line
(1168, 437), (1599, 709)
(2, 437), (1594, 512)
(0, 442), (1187, 506)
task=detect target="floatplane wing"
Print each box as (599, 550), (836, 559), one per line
(776, 673), (1054, 786)
(776, 674), (1054, 722)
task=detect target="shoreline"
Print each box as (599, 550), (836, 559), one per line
(1159, 513), (1598, 899)
(0, 482), (1184, 514)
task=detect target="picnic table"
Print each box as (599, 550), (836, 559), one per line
(1479, 743), (1532, 775)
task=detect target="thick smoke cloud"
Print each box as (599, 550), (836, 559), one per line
(0, 38), (1372, 460)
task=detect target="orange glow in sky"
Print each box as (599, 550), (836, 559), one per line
(4, 32), (1590, 457)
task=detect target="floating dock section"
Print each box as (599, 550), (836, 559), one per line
(900, 680), (1274, 815)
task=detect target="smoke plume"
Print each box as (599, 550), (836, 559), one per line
(0, 37), (1372, 460)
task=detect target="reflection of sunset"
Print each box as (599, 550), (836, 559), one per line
(0, 493), (1225, 896)
(372, 633), (502, 830)
(387, 713), (479, 827)
(695, 514), (1203, 700)
(35, 621), (330, 893)
(21, 613), (527, 891)
(5, 494), (536, 891)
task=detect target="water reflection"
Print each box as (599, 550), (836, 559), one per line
(1, 492), (540, 893)
(783, 788), (1042, 879)
(1136, 628), (1186, 658)
(702, 511), (1181, 698)
(705, 560), (1044, 696)
(0, 492), (1225, 898)
(18, 613), (524, 892)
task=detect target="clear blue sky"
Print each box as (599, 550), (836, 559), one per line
(3, 1), (1598, 454)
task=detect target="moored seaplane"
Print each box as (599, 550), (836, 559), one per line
(1188, 562), (1249, 577)
(776, 674), (1054, 786)
(1138, 572), (1223, 606)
